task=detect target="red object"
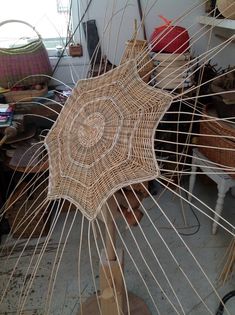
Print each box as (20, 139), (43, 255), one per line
(150, 15), (190, 54)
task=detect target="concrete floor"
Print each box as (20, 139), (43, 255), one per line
(0, 175), (235, 315)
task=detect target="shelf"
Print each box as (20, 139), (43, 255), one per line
(198, 16), (235, 30)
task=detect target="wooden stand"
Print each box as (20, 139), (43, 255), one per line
(78, 292), (151, 315)
(78, 205), (151, 315)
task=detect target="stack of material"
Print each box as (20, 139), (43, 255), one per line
(219, 237), (235, 284)
(150, 52), (194, 90)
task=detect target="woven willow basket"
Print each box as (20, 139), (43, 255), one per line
(121, 20), (153, 83)
(0, 20), (52, 88)
(199, 108), (235, 178)
(4, 85), (48, 103)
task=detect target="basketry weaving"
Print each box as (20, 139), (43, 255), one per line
(121, 20), (153, 83)
(3, 84), (48, 103)
(199, 107), (235, 178)
(45, 59), (172, 220)
(0, 20), (52, 88)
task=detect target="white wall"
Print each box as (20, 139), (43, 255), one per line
(78, 0), (234, 67)
(50, 56), (89, 87)
(52, 0), (235, 86)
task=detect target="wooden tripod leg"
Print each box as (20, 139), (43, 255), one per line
(78, 203), (151, 315)
(100, 204), (124, 315)
(105, 204), (116, 262)
(99, 249), (124, 315)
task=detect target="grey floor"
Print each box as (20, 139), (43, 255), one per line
(0, 175), (235, 315)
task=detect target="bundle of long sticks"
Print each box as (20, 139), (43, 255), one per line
(219, 237), (235, 284)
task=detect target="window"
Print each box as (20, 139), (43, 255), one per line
(0, 0), (78, 56)
(57, 0), (70, 13)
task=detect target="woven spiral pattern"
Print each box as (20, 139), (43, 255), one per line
(45, 60), (172, 220)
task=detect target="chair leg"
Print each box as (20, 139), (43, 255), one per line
(212, 182), (229, 235)
(188, 164), (197, 202)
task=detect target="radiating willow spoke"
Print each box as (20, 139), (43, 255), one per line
(2, 143), (47, 211)
(118, 188), (186, 314)
(1, 175), (49, 259)
(156, 176), (235, 236)
(78, 215), (85, 315)
(88, 222), (103, 315)
(105, 201), (162, 315)
(17, 199), (64, 313)
(45, 205), (77, 315)
(0, 198), (50, 307)
(156, 128), (235, 140)
(13, 74), (73, 91)
(174, 69), (235, 101)
(0, 167), (48, 253)
(157, 19), (234, 91)
(23, 113), (56, 123)
(94, 218), (126, 315)
(45, 60), (172, 220)
(127, 185), (226, 314)
(110, 194), (182, 315)
(18, 101), (61, 115)
(8, 182), (48, 240)
(155, 138), (235, 152)
(178, 89), (235, 103)
(169, 41), (235, 94)
(127, 185), (214, 314)
(35, 95), (64, 107)
(159, 112), (235, 125)
(136, 0), (212, 68)
(100, 209), (131, 315)
(2, 194), (48, 262)
(1, 1), (235, 314)
(138, 183), (232, 315)
(134, 3), (225, 87)
(16, 199), (57, 308)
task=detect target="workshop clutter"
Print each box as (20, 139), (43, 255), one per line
(0, 20), (52, 94)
